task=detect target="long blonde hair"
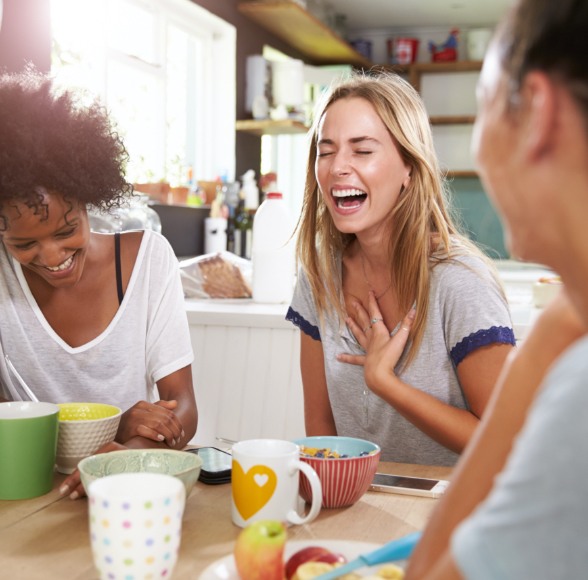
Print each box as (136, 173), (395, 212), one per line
(296, 71), (495, 364)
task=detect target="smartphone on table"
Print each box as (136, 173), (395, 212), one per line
(369, 472), (449, 498)
(185, 447), (232, 485)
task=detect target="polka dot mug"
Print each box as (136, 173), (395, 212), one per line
(88, 472), (186, 580)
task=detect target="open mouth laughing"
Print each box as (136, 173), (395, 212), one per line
(332, 188), (368, 209)
(43, 253), (75, 272)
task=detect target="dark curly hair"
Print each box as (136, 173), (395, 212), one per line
(0, 66), (132, 229)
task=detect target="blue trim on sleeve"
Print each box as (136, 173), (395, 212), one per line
(450, 326), (515, 366)
(286, 306), (321, 341)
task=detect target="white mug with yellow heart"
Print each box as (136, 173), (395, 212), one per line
(231, 439), (322, 528)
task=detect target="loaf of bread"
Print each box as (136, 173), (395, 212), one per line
(197, 254), (252, 299)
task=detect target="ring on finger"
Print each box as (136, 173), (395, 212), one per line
(370, 317), (384, 325)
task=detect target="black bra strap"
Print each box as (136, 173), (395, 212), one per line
(114, 232), (124, 305)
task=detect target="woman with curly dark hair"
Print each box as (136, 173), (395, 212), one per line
(0, 68), (198, 499)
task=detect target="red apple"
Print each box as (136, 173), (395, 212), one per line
(285, 546), (346, 580)
(234, 520), (288, 580)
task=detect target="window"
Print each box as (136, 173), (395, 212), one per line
(50, 0), (236, 186)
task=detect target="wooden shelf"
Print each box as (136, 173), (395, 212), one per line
(429, 115), (477, 125)
(446, 170), (479, 178)
(238, 1), (371, 67)
(236, 118), (309, 136)
(377, 61), (482, 91)
(408, 60), (482, 92)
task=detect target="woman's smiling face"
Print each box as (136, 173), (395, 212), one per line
(315, 96), (411, 238)
(1, 190), (91, 288)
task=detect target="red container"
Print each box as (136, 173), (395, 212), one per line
(295, 436), (381, 508)
(389, 37), (420, 65)
(432, 47), (458, 62)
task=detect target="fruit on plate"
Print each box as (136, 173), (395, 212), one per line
(285, 546), (346, 580)
(293, 562), (334, 580)
(292, 562), (404, 580)
(364, 564), (405, 579)
(234, 519), (287, 580)
(292, 562), (361, 580)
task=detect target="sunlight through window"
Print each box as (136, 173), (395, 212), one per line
(50, 0), (235, 188)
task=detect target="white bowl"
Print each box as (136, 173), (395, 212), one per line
(532, 277), (563, 308)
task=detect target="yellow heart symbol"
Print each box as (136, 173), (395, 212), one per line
(232, 461), (277, 521)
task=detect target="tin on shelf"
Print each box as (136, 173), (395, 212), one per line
(349, 39), (372, 60)
(387, 37), (420, 65)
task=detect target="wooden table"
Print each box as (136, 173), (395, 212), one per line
(0, 462), (451, 579)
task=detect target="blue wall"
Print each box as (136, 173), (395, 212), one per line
(448, 177), (508, 259)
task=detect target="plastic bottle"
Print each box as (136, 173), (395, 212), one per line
(241, 169), (259, 210)
(206, 186), (228, 253)
(251, 192), (296, 304)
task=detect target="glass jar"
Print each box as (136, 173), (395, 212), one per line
(88, 195), (162, 233)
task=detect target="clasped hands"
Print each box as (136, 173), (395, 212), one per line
(337, 291), (416, 396)
(116, 399), (185, 448)
(60, 399), (185, 500)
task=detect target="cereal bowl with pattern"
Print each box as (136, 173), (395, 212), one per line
(78, 448), (203, 497)
(293, 436), (381, 508)
(55, 402), (122, 474)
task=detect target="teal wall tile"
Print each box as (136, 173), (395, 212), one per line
(447, 177), (509, 259)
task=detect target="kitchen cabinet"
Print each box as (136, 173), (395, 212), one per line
(185, 300), (304, 446)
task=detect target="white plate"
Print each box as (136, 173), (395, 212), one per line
(199, 539), (395, 579)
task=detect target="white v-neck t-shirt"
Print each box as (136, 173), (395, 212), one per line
(0, 230), (194, 411)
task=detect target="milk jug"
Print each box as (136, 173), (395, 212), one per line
(251, 192), (296, 303)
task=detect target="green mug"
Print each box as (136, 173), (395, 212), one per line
(0, 401), (60, 500)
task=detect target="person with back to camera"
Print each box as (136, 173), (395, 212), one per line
(405, 0), (588, 577)
(0, 68), (197, 499)
(286, 71), (516, 466)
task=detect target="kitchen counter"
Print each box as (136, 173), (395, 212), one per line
(494, 259), (554, 340)
(185, 298), (290, 328)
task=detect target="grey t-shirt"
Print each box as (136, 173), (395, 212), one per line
(287, 254), (514, 466)
(0, 230), (194, 411)
(452, 334), (588, 579)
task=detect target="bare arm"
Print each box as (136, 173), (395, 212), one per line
(339, 293), (513, 454)
(114, 364), (197, 449)
(406, 290), (586, 579)
(300, 332), (337, 435)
